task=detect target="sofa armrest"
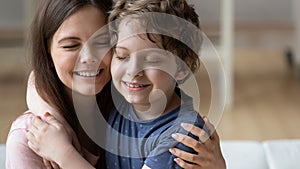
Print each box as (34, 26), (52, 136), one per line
(263, 139), (300, 169)
(221, 141), (269, 169)
(0, 144), (5, 169)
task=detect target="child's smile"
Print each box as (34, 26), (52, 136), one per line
(122, 81), (151, 91)
(110, 20), (182, 118)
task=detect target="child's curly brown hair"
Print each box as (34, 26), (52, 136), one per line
(109, 0), (202, 74)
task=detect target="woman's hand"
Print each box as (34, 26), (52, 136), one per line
(169, 117), (226, 169)
(26, 113), (75, 166)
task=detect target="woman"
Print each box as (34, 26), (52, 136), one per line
(6, 0), (112, 168)
(6, 0), (225, 168)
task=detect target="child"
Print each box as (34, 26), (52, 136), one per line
(105, 0), (204, 168)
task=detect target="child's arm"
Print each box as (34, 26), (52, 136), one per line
(139, 115), (203, 169)
(169, 117), (226, 169)
(27, 72), (84, 168)
(140, 113), (225, 169)
(26, 113), (95, 169)
(6, 113), (51, 169)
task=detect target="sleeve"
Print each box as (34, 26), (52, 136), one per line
(6, 121), (46, 169)
(144, 114), (204, 169)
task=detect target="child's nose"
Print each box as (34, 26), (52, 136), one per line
(126, 57), (144, 78)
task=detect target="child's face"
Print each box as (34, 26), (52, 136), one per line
(111, 22), (180, 110)
(50, 6), (111, 95)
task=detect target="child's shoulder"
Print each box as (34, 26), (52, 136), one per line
(177, 110), (203, 125)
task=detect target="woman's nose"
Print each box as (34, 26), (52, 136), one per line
(79, 44), (98, 64)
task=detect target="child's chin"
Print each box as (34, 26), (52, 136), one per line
(125, 95), (142, 104)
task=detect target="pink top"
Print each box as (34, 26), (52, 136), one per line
(6, 72), (99, 168)
(6, 112), (47, 169)
(6, 111), (99, 169)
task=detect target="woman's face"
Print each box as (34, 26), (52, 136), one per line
(50, 5), (111, 95)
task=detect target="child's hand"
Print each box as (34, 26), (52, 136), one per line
(26, 113), (74, 165)
(43, 159), (61, 169)
(169, 117), (226, 169)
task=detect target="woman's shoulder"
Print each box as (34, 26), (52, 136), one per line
(8, 111), (35, 133)
(6, 113), (47, 169)
(6, 111), (47, 169)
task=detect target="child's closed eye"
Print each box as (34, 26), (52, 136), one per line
(115, 54), (128, 60)
(145, 55), (163, 64)
(114, 49), (129, 60)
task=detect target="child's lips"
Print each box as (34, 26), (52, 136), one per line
(122, 81), (151, 89)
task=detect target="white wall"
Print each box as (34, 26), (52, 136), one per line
(188, 0), (292, 25)
(0, 0), (294, 30)
(234, 0), (292, 24)
(0, 0), (24, 29)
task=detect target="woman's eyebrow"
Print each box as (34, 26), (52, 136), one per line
(58, 37), (80, 43)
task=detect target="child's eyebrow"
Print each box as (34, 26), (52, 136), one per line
(115, 46), (128, 51)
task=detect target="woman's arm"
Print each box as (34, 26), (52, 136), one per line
(26, 113), (95, 169)
(169, 117), (226, 169)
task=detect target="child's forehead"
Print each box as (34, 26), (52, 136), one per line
(119, 16), (138, 27)
(118, 18), (147, 37)
(117, 16), (159, 37)
(116, 34), (163, 53)
(117, 19), (162, 49)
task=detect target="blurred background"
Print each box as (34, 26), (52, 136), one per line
(0, 0), (299, 144)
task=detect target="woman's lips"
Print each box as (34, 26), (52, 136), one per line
(74, 69), (103, 78)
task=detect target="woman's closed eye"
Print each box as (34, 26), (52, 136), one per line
(61, 44), (80, 49)
(91, 31), (110, 47)
(93, 39), (110, 46)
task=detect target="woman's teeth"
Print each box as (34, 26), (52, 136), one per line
(75, 70), (100, 77)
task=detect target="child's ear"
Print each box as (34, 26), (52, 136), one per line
(175, 69), (190, 83)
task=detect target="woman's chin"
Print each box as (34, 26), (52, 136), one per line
(73, 85), (103, 96)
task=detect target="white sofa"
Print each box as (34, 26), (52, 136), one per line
(221, 141), (269, 169)
(0, 144), (5, 169)
(1, 140), (300, 169)
(221, 140), (300, 169)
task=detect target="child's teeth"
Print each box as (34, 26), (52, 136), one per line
(127, 83), (143, 88)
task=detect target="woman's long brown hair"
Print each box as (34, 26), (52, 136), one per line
(28, 0), (113, 167)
